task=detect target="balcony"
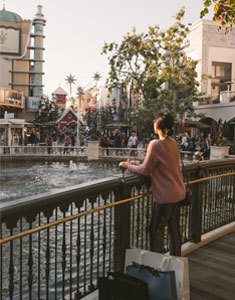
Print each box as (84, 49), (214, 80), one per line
(194, 92), (235, 122)
(0, 88), (24, 109)
(195, 92), (235, 106)
(0, 158), (234, 299)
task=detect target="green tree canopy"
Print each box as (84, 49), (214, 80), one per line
(102, 8), (200, 129)
(34, 97), (59, 124)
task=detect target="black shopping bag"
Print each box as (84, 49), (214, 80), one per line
(126, 262), (177, 300)
(98, 272), (149, 300)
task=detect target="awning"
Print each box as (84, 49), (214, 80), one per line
(9, 120), (31, 125)
(0, 119), (31, 126)
(184, 119), (210, 129)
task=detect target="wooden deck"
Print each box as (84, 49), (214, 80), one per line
(188, 231), (235, 300)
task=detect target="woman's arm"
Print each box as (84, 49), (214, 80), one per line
(126, 140), (158, 176)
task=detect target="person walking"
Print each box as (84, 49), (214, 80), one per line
(45, 134), (53, 154)
(120, 113), (185, 256)
(128, 132), (138, 157)
(63, 133), (70, 155)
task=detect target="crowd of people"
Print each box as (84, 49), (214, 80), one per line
(7, 123), (222, 161)
(177, 132), (212, 159)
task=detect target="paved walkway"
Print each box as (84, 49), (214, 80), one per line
(188, 231), (235, 300)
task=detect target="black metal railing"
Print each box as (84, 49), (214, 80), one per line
(0, 159), (235, 299)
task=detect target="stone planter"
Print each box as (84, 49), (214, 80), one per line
(210, 146), (230, 159)
(87, 140), (100, 160)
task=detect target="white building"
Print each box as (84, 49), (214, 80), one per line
(186, 20), (235, 127)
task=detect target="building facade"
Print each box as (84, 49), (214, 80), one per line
(0, 4), (46, 121)
(186, 20), (235, 124)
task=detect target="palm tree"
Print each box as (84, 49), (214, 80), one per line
(76, 85), (84, 109)
(65, 74), (76, 96)
(76, 86), (84, 99)
(93, 72), (101, 86)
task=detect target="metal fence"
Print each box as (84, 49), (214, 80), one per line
(0, 145), (87, 157)
(0, 159), (235, 299)
(0, 145), (194, 162)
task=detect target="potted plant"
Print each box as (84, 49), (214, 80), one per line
(210, 119), (230, 159)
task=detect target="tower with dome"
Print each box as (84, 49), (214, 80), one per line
(0, 4), (46, 121)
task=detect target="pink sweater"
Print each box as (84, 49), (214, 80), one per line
(127, 138), (186, 204)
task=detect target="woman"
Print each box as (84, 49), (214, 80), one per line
(120, 113), (185, 256)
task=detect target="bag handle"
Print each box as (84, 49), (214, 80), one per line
(160, 256), (170, 271)
(107, 271), (127, 278)
(131, 258), (170, 274)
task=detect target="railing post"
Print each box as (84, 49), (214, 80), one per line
(113, 181), (132, 272)
(191, 165), (203, 243)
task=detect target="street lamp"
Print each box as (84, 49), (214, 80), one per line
(76, 100), (80, 147)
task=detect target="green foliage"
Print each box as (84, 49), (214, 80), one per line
(93, 72), (102, 84)
(102, 8), (200, 128)
(34, 97), (59, 124)
(84, 108), (99, 132)
(201, 0), (235, 32)
(100, 107), (113, 125)
(76, 86), (84, 99)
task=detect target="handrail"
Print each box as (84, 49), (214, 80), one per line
(1, 171), (234, 246)
(0, 193), (149, 245)
(189, 171), (235, 184)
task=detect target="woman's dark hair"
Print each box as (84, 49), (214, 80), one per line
(154, 113), (174, 136)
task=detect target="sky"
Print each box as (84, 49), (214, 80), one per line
(3, 0), (213, 96)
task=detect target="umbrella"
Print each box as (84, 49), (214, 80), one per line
(184, 119), (210, 129)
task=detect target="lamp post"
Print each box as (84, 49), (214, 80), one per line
(76, 100), (80, 147)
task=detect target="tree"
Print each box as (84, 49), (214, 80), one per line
(34, 96), (59, 124)
(65, 74), (76, 96)
(76, 86), (84, 100)
(93, 72), (101, 86)
(201, 0), (235, 31)
(76, 85), (84, 113)
(102, 8), (200, 131)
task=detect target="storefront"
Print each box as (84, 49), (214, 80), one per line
(0, 118), (30, 147)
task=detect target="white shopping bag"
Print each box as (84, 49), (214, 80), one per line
(125, 249), (190, 300)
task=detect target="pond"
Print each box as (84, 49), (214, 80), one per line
(0, 160), (120, 204)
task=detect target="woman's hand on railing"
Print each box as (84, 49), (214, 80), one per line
(119, 161), (128, 171)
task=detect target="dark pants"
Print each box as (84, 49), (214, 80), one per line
(130, 145), (137, 156)
(149, 202), (181, 256)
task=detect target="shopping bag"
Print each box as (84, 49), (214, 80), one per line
(126, 261), (177, 300)
(98, 271), (149, 300)
(125, 249), (190, 300)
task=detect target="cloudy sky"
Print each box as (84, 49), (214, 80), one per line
(3, 0), (213, 95)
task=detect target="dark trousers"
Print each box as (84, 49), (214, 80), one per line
(149, 202), (181, 256)
(130, 145), (137, 156)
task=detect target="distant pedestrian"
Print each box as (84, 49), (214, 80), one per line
(63, 134), (70, 154)
(45, 134), (53, 154)
(30, 131), (36, 145)
(70, 135), (76, 151)
(128, 132), (138, 156)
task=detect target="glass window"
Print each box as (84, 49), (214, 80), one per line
(212, 62), (231, 80)
(211, 62), (232, 95)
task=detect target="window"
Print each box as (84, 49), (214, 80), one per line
(212, 62), (232, 93)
